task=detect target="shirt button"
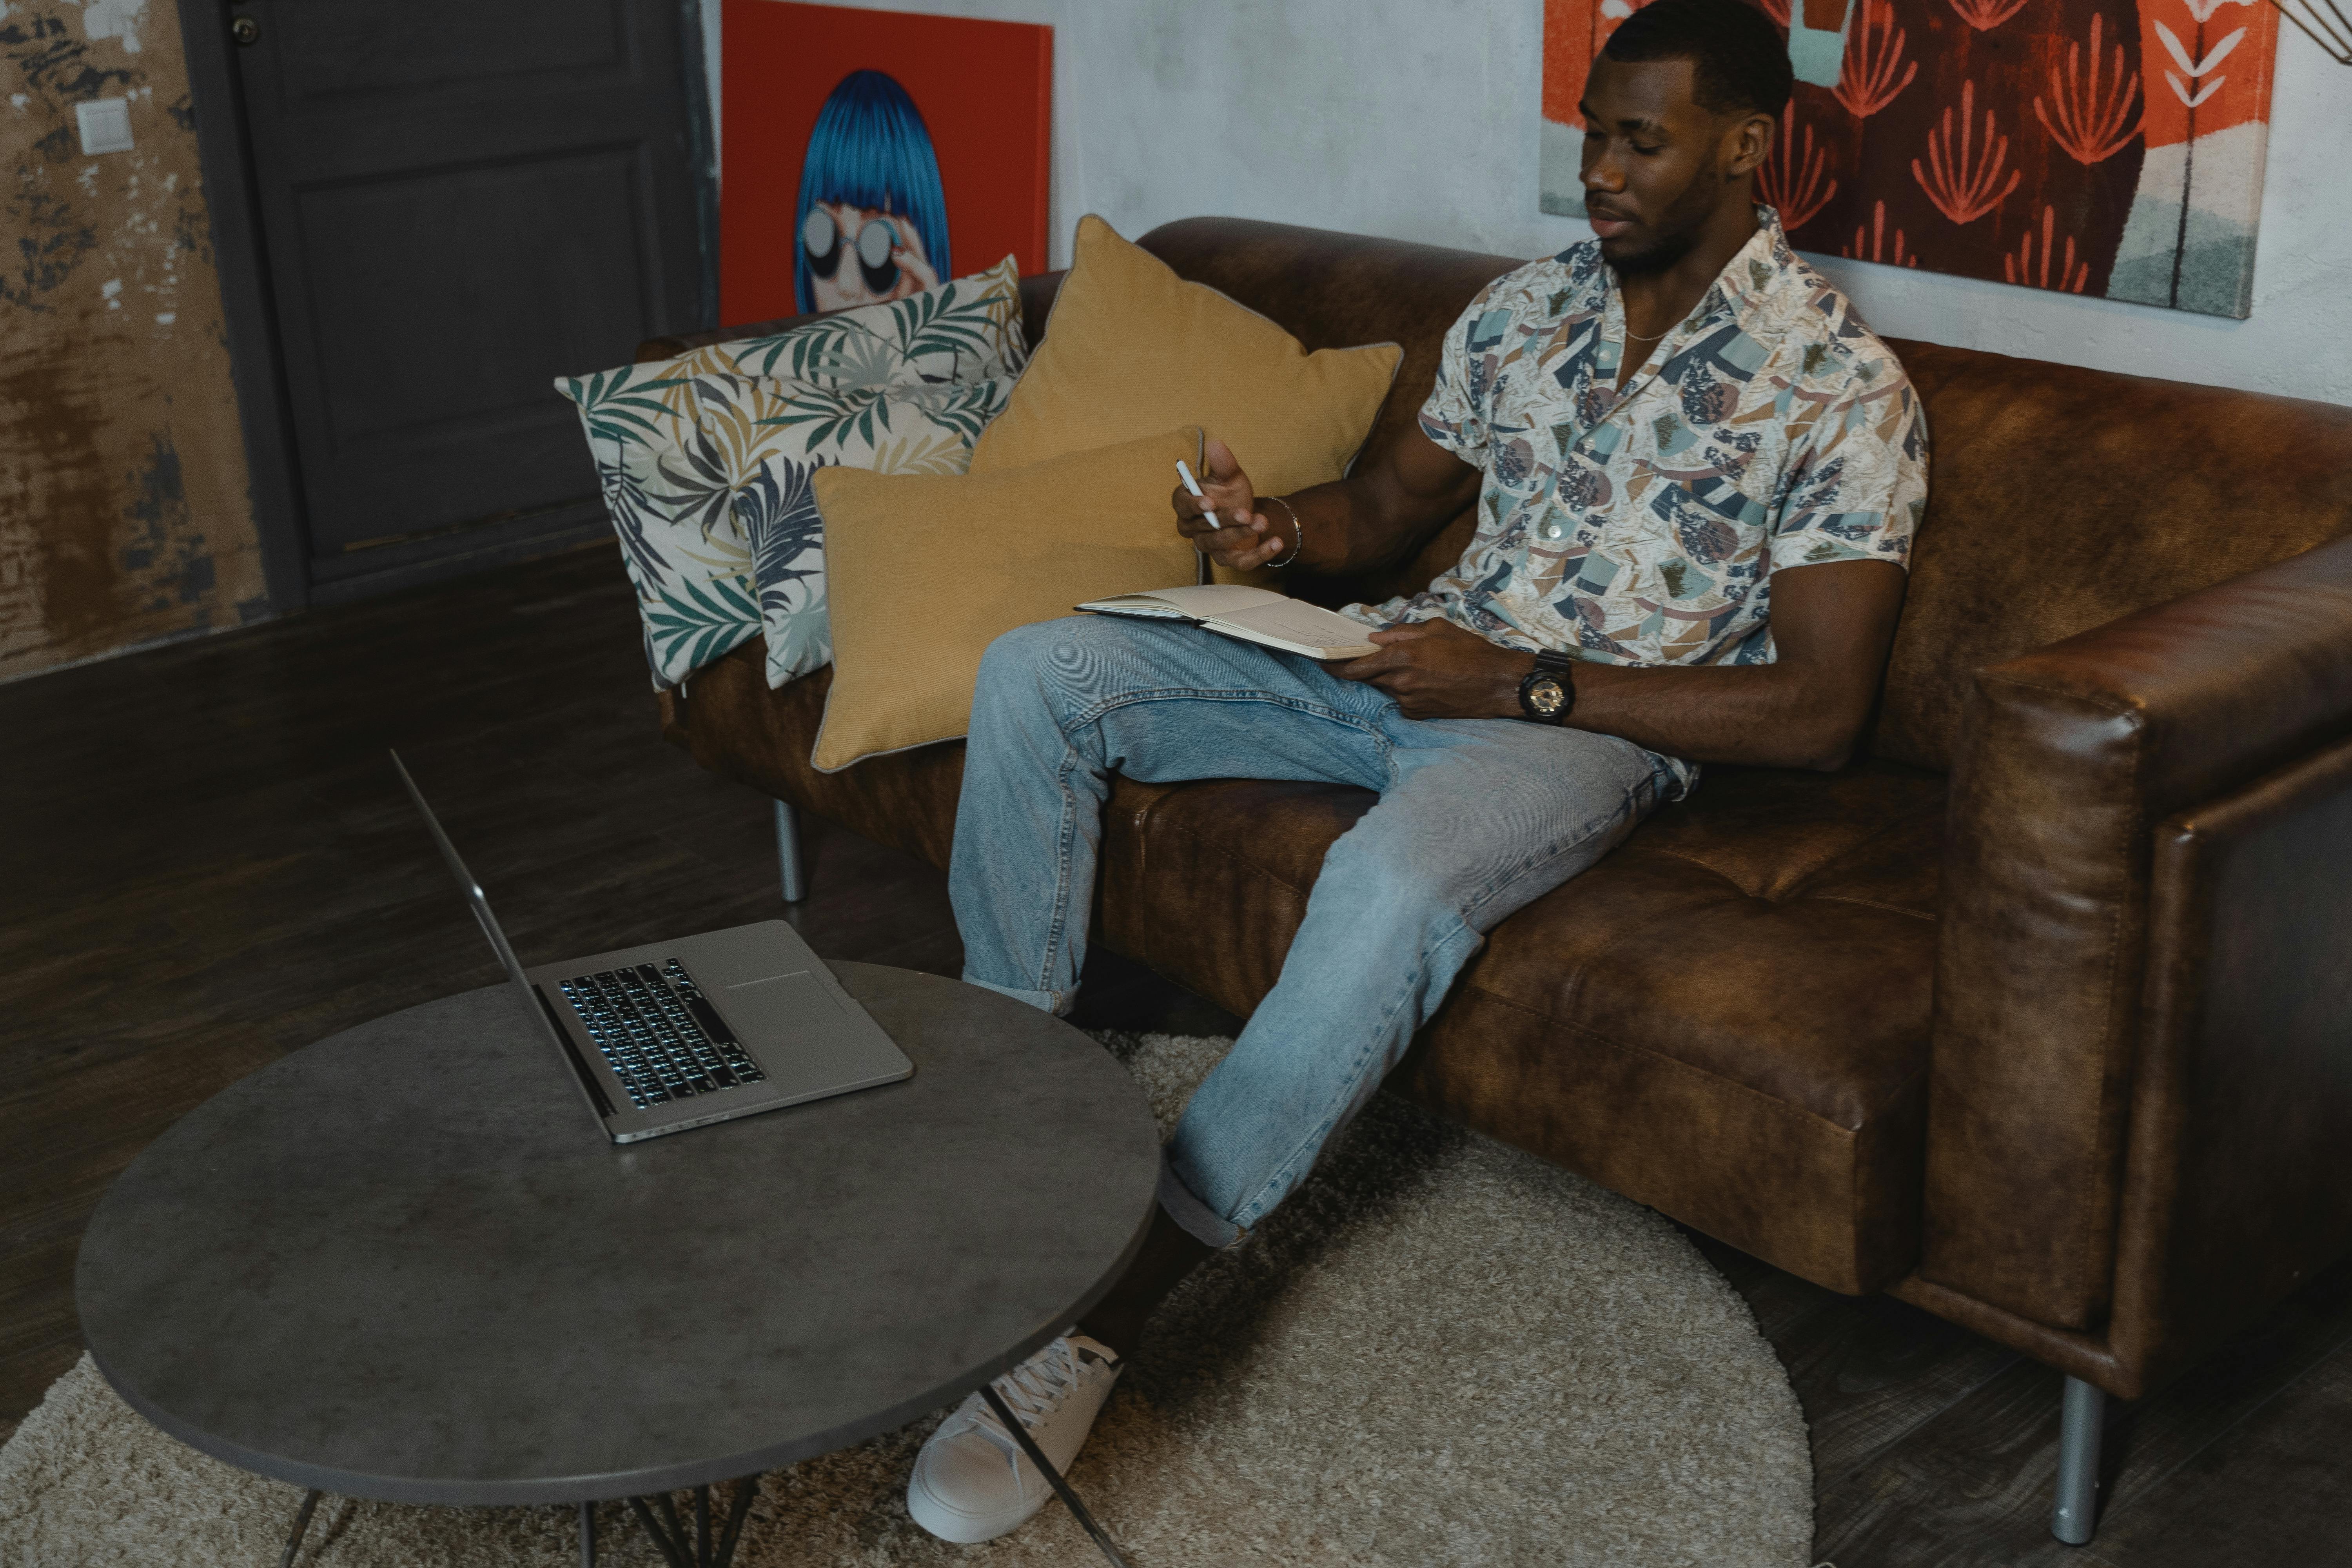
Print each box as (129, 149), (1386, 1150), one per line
(1543, 521), (1564, 540)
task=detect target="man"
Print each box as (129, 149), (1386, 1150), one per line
(904, 0), (1929, 1543)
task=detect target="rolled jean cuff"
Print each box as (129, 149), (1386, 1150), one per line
(1157, 1152), (1244, 1250)
(961, 973), (1067, 1017)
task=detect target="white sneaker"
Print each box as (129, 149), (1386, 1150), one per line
(906, 1333), (1123, 1543)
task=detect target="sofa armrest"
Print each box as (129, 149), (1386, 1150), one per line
(1978, 534), (2352, 806)
(2110, 729), (2352, 1390)
(633, 270), (1068, 365)
(1922, 533), (2352, 1332)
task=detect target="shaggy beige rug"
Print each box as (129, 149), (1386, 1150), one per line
(0, 1033), (1812, 1567)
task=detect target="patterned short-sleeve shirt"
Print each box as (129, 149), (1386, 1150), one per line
(1345, 207), (1929, 789)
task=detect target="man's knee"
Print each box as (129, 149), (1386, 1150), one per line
(974, 619), (1080, 714)
(976, 615), (1162, 717)
(981, 615), (1127, 679)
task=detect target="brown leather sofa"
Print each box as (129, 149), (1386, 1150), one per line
(642, 219), (2352, 1535)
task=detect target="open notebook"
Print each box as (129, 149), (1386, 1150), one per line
(1075, 585), (1378, 660)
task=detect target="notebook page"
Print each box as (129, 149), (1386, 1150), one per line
(1213, 600), (1379, 655)
(1078, 584), (1285, 616)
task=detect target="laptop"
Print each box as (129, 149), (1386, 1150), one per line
(392, 751), (913, 1143)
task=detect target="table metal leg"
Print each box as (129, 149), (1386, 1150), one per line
(625, 1479), (760, 1568)
(657, 1489), (688, 1555)
(578, 1499), (595, 1568)
(628, 1496), (691, 1568)
(714, 1477), (757, 1564)
(982, 1382), (1132, 1568)
(277, 1488), (322, 1568)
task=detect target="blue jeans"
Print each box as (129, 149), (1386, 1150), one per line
(949, 615), (1679, 1247)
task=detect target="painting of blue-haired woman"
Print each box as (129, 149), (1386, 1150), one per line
(794, 69), (952, 313)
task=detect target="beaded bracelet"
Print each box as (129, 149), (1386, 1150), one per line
(1263, 495), (1304, 568)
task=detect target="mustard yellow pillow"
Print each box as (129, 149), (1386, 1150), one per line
(811, 428), (1208, 772)
(970, 215), (1403, 501)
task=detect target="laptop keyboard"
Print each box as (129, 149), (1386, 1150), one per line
(557, 959), (767, 1111)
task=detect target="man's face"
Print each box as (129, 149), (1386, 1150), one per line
(1579, 57), (1762, 276)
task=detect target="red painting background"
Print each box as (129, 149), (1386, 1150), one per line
(1542, 0), (2278, 308)
(720, 0), (1052, 325)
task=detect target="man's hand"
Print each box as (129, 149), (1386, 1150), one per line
(1170, 437), (1296, 572)
(1332, 618), (1534, 720)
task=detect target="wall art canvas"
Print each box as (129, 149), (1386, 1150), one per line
(1540, 0), (2281, 317)
(720, 1), (1051, 326)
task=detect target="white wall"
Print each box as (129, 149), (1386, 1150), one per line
(713, 0), (2352, 407)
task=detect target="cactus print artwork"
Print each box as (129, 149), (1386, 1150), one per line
(1540, 0), (2282, 318)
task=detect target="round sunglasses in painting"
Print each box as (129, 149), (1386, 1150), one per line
(803, 209), (906, 297)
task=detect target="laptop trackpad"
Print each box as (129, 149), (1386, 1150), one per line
(722, 970), (871, 1080)
(726, 970), (842, 1024)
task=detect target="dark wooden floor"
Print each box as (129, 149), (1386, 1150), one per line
(4, 543), (2347, 1565)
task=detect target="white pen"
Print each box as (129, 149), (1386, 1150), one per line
(1175, 459), (1244, 533)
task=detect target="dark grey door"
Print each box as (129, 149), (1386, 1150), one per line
(226, 0), (704, 597)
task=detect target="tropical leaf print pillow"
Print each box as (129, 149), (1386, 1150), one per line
(553, 259), (1024, 689)
(691, 373), (1015, 690)
(665, 252), (1024, 390)
(727, 259), (1027, 388)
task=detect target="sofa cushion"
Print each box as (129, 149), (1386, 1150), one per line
(699, 372), (1017, 690)
(809, 428), (1208, 771)
(557, 257), (1029, 690)
(971, 216), (1403, 512)
(1097, 762), (1947, 1294)
(654, 253), (1027, 390)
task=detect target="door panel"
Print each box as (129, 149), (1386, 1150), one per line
(230, 0), (700, 575)
(269, 1), (634, 100)
(294, 149), (655, 532)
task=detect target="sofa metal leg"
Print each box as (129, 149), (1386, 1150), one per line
(2051, 1374), (2105, 1545)
(773, 798), (806, 904)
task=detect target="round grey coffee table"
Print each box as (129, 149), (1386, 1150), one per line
(76, 963), (1161, 1567)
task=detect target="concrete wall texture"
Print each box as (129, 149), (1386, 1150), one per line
(2, 0), (266, 682)
(711, 0), (2352, 408)
(6, 1), (2347, 677)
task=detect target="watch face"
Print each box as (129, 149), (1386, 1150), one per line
(1526, 675), (1567, 717)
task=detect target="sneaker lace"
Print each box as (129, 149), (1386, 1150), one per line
(984, 1336), (1095, 1434)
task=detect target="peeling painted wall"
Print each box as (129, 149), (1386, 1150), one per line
(2, 0), (266, 682)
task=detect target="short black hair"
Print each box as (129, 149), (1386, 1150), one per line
(1601, 0), (1793, 120)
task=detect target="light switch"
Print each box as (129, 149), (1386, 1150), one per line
(76, 98), (134, 156)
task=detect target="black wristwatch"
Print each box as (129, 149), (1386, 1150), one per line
(1516, 650), (1577, 725)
